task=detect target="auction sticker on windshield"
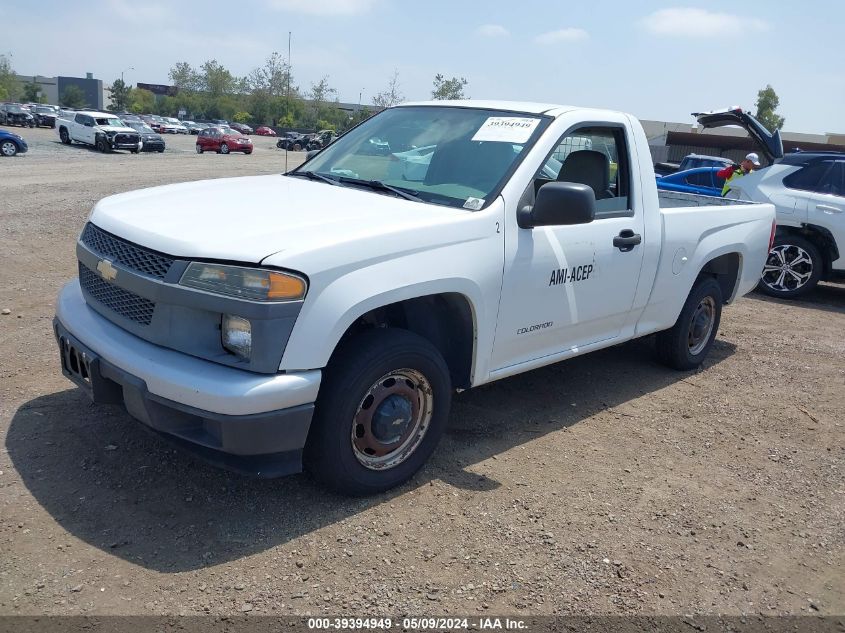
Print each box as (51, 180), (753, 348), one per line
(472, 117), (540, 143)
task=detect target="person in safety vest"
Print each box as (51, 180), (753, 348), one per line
(717, 152), (761, 196)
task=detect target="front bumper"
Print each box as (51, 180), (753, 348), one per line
(54, 281), (321, 477)
(140, 140), (165, 152)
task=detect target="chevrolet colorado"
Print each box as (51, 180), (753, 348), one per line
(54, 101), (776, 494)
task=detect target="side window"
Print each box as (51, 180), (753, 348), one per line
(538, 126), (631, 215)
(686, 171), (713, 187)
(783, 162), (833, 193)
(75, 113), (85, 124)
(817, 162), (845, 197)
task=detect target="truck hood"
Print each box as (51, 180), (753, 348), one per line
(100, 125), (139, 134)
(88, 174), (468, 264)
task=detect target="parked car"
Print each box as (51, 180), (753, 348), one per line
(56, 111), (141, 153)
(30, 104), (59, 128)
(1, 103), (35, 128)
(276, 132), (305, 151)
(54, 101), (775, 495)
(183, 122), (205, 134)
(306, 129), (337, 151)
(195, 126), (253, 154)
(691, 107), (845, 299)
(255, 126), (277, 136)
(162, 117), (188, 134)
(655, 166), (725, 197)
(230, 122), (254, 135)
(125, 121), (166, 153)
(654, 154), (734, 177)
(0, 129), (28, 156)
(724, 151), (845, 298)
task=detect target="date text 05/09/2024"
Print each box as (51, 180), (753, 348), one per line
(306, 617), (528, 630)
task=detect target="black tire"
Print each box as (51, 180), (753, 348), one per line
(96, 136), (109, 153)
(305, 328), (452, 496)
(59, 127), (71, 145)
(1, 140), (18, 157)
(293, 142), (302, 151)
(158, 148), (165, 153)
(196, 144), (203, 154)
(757, 234), (823, 299)
(220, 143), (230, 154)
(656, 277), (723, 371)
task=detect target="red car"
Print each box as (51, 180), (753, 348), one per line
(195, 127), (253, 155)
(255, 126), (277, 136)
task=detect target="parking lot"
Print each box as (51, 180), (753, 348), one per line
(0, 126), (843, 616)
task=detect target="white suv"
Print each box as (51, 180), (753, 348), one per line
(727, 152), (844, 298)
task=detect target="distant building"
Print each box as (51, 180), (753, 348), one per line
(13, 72), (104, 109)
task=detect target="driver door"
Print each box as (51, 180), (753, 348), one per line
(491, 125), (646, 371)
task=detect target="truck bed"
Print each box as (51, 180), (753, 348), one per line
(658, 190), (745, 208)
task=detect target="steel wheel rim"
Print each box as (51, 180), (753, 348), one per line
(761, 244), (813, 293)
(688, 296), (716, 355)
(1, 141), (15, 156)
(351, 368), (434, 471)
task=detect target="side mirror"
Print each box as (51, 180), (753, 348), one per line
(518, 182), (596, 229)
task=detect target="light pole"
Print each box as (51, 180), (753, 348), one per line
(358, 89), (365, 111)
(121, 66), (134, 84)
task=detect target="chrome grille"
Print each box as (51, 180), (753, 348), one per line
(79, 263), (155, 325)
(80, 223), (174, 280)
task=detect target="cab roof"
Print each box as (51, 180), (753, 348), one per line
(397, 100), (579, 117)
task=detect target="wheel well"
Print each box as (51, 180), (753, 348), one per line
(777, 225), (839, 278)
(338, 293), (475, 389)
(697, 252), (741, 303)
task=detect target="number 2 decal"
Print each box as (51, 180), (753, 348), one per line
(495, 222), (500, 234)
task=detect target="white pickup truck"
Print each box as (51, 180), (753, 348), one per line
(57, 111), (141, 153)
(54, 101), (775, 495)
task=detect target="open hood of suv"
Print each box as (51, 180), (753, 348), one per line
(692, 107), (783, 163)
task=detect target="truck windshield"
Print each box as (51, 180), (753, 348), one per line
(96, 117), (124, 127)
(294, 106), (549, 209)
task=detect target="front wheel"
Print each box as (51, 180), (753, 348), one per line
(1, 140), (18, 157)
(305, 329), (452, 496)
(96, 136), (109, 153)
(195, 144), (203, 154)
(656, 277), (723, 371)
(758, 234), (822, 299)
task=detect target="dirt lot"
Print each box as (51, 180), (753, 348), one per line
(0, 126), (843, 617)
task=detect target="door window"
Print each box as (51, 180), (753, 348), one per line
(538, 127), (631, 215)
(817, 162), (844, 197)
(784, 161), (834, 193)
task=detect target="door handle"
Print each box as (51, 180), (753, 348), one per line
(613, 229), (642, 252)
(817, 204), (842, 214)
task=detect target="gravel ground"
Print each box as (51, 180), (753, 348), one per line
(0, 126), (843, 617)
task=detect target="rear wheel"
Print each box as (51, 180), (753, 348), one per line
(1, 140), (18, 157)
(305, 329), (452, 495)
(220, 143), (230, 154)
(758, 234), (822, 299)
(656, 277), (723, 370)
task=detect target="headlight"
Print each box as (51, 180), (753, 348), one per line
(179, 263), (307, 302)
(222, 314), (251, 359)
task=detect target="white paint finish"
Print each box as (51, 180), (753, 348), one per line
(56, 282), (321, 415)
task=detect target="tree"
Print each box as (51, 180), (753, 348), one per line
(22, 79), (43, 103)
(372, 70), (403, 108)
(432, 73), (468, 100)
(60, 85), (87, 108)
(200, 59), (235, 97)
(247, 52), (293, 97)
(754, 84), (785, 131)
(168, 62), (200, 92)
(129, 88), (156, 114)
(0, 54), (19, 101)
(233, 111), (252, 123)
(107, 78), (131, 111)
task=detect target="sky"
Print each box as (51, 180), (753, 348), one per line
(3, 0), (843, 134)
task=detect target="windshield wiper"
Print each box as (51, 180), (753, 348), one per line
(287, 170), (340, 186)
(337, 177), (422, 202)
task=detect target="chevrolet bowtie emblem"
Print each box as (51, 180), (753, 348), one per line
(96, 259), (117, 281)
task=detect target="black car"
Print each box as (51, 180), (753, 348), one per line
(0, 104), (35, 128)
(31, 105), (59, 128)
(125, 121), (166, 153)
(276, 132), (305, 151)
(230, 122), (253, 135)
